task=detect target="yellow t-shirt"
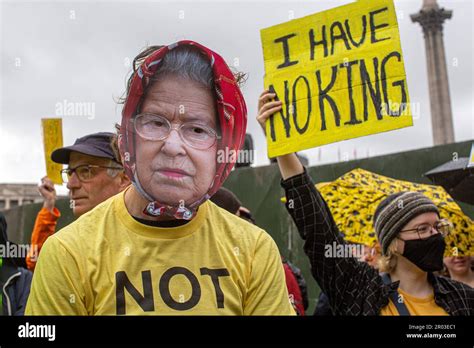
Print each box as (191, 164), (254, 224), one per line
(380, 288), (448, 316)
(25, 190), (295, 316)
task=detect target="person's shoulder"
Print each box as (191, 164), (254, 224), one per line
(53, 193), (121, 246)
(435, 275), (474, 293)
(205, 200), (268, 241)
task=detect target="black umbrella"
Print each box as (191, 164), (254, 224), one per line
(425, 158), (474, 205)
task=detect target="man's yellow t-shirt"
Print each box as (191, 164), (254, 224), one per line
(25, 190), (295, 315)
(380, 288), (448, 316)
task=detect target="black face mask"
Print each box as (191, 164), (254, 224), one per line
(402, 234), (446, 272)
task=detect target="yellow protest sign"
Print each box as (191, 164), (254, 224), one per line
(261, 0), (412, 158)
(469, 143), (474, 168)
(41, 118), (63, 184)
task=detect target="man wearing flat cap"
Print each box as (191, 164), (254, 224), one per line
(26, 132), (130, 271)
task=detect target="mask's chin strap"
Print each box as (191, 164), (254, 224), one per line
(132, 170), (201, 220)
(131, 150), (221, 220)
(132, 171), (155, 202)
(126, 136), (197, 220)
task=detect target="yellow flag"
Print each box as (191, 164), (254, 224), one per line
(41, 118), (63, 184)
(468, 143), (474, 168)
(261, 0), (412, 157)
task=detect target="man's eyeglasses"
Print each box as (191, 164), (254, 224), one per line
(61, 164), (123, 183)
(133, 113), (219, 150)
(398, 218), (453, 241)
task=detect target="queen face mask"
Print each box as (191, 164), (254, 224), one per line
(119, 40), (247, 220)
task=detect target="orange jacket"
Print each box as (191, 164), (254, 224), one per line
(26, 207), (61, 272)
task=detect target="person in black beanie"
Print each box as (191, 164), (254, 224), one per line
(256, 93), (474, 315)
(278, 152), (474, 315)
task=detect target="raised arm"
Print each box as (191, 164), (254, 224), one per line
(26, 177), (61, 272)
(256, 90), (382, 314)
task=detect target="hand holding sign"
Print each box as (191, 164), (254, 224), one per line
(38, 176), (57, 213)
(256, 90), (283, 135)
(260, 0), (413, 158)
(256, 90), (305, 179)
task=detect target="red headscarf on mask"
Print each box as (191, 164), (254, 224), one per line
(119, 40), (247, 220)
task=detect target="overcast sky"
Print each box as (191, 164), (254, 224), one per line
(1, 0), (473, 193)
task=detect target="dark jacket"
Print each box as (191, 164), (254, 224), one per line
(1, 262), (32, 315)
(281, 169), (474, 315)
(314, 292), (333, 316)
(0, 213), (32, 315)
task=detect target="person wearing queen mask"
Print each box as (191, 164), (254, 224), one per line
(26, 42), (294, 316)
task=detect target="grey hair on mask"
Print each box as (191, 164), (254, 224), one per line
(118, 44), (247, 106)
(150, 45), (214, 89)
